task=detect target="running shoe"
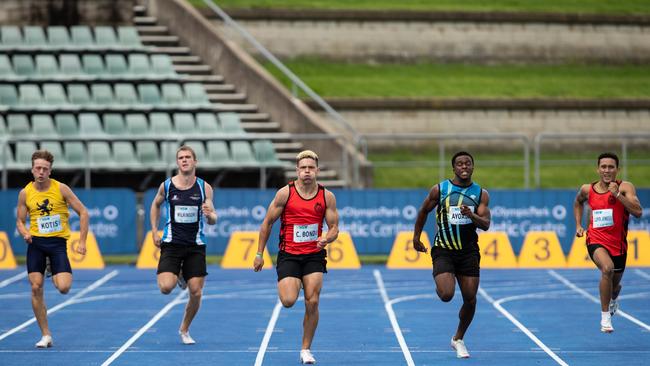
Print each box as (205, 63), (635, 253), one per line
(35, 335), (53, 348)
(609, 298), (619, 316)
(179, 330), (196, 345)
(177, 270), (187, 290)
(44, 257), (52, 278)
(601, 317), (614, 333)
(451, 337), (470, 358)
(300, 349), (316, 364)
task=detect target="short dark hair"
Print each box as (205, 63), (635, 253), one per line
(31, 150), (54, 166)
(597, 152), (619, 168)
(451, 151), (474, 166)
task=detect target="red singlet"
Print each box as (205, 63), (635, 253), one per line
(586, 180), (630, 256)
(279, 182), (327, 255)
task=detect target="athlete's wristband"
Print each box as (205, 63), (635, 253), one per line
(255, 252), (263, 258)
(616, 191), (621, 198)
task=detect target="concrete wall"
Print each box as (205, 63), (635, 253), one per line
(213, 20), (650, 63)
(0, 0), (135, 25)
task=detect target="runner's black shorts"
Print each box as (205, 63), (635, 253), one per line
(157, 242), (208, 281)
(26, 236), (72, 275)
(587, 244), (627, 273)
(431, 245), (480, 277)
(276, 249), (327, 281)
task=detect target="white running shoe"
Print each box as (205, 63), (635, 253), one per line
(609, 298), (619, 316)
(44, 257), (52, 278)
(177, 271), (187, 290)
(179, 330), (196, 345)
(451, 337), (470, 358)
(601, 317), (614, 333)
(300, 349), (316, 364)
(35, 335), (53, 348)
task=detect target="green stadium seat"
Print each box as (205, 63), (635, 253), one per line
(0, 142), (15, 169)
(126, 114), (148, 135)
(79, 113), (105, 136)
(112, 141), (140, 169)
(106, 54), (128, 75)
(253, 140), (281, 164)
(104, 114), (126, 135)
(173, 113), (195, 134)
(138, 84), (161, 105)
(95, 26), (117, 46)
(219, 113), (246, 135)
(91, 84), (113, 105)
(36, 55), (59, 76)
(7, 114), (31, 137)
(128, 54), (150, 75)
(207, 141), (232, 165)
(230, 141), (257, 164)
(24, 26), (47, 46)
(136, 141), (164, 169)
(31, 115), (57, 138)
(160, 141), (178, 162)
(184, 140), (207, 161)
(1, 26), (22, 46)
(88, 141), (115, 169)
(14, 142), (38, 168)
(47, 26), (70, 46)
(0, 115), (5, 135)
(82, 54), (105, 75)
(114, 83), (137, 105)
(64, 141), (85, 166)
(0, 85), (19, 106)
(19, 85), (43, 106)
(149, 112), (172, 136)
(55, 114), (78, 136)
(71, 26), (94, 46)
(12, 55), (35, 76)
(39, 141), (68, 168)
(150, 54), (176, 76)
(67, 84), (92, 105)
(196, 113), (221, 134)
(42, 83), (67, 105)
(60, 54), (83, 76)
(162, 83), (185, 104)
(117, 27), (142, 47)
(0, 55), (13, 76)
(184, 83), (209, 104)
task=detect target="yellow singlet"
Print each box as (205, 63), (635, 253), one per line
(25, 179), (71, 239)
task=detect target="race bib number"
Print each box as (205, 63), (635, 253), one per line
(448, 206), (474, 225)
(37, 215), (63, 234)
(593, 209), (614, 228)
(175, 206), (198, 223)
(294, 224), (319, 243)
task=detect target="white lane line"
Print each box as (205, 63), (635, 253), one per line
(101, 289), (187, 366)
(4, 349), (650, 354)
(373, 269), (415, 366)
(254, 299), (282, 366)
(634, 269), (650, 281)
(0, 270), (119, 342)
(548, 270), (650, 332)
(0, 272), (27, 288)
(478, 287), (569, 366)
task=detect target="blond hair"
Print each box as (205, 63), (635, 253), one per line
(296, 150), (318, 166)
(176, 145), (197, 160)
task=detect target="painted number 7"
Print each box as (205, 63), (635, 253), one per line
(241, 238), (256, 261)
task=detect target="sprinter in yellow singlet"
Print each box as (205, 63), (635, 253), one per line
(15, 150), (89, 349)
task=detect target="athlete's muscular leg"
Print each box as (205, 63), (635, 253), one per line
(52, 272), (72, 294)
(592, 248), (615, 312)
(301, 272), (323, 350)
(612, 272), (623, 301)
(277, 277), (302, 308)
(180, 276), (205, 333)
(433, 272), (456, 302)
(158, 272), (178, 294)
(454, 275), (479, 340)
(28, 272), (50, 336)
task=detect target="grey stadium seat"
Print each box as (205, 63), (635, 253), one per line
(24, 26), (47, 46)
(149, 112), (173, 136)
(118, 27), (142, 47)
(88, 141), (115, 169)
(150, 54), (176, 76)
(31, 115), (57, 138)
(219, 113), (246, 135)
(60, 54), (83, 76)
(138, 84), (162, 105)
(36, 55), (59, 76)
(126, 114), (148, 135)
(112, 141), (141, 169)
(70, 26), (93, 46)
(196, 113), (221, 134)
(7, 114), (31, 137)
(19, 85), (43, 106)
(67, 84), (92, 105)
(91, 84), (113, 105)
(173, 113), (195, 134)
(47, 26), (70, 46)
(42, 84), (67, 105)
(55, 114), (79, 136)
(78, 113), (105, 136)
(12, 55), (35, 76)
(106, 54), (128, 75)
(184, 83), (209, 104)
(114, 83), (138, 105)
(0, 85), (19, 106)
(128, 54), (150, 75)
(82, 54), (105, 75)
(95, 26), (117, 46)
(230, 141), (257, 164)
(64, 141), (85, 166)
(136, 141), (164, 169)
(162, 83), (185, 104)
(104, 114), (127, 135)
(1, 26), (22, 46)
(207, 141), (232, 165)
(253, 140), (281, 164)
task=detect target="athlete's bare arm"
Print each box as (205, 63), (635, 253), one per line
(15, 189), (31, 244)
(317, 190), (339, 249)
(150, 183), (166, 247)
(61, 183), (88, 255)
(616, 181), (643, 218)
(413, 185), (440, 253)
(202, 184), (218, 225)
(461, 189), (490, 231)
(254, 185), (289, 271)
(573, 184), (590, 237)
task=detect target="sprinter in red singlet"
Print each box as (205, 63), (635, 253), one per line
(574, 152), (642, 333)
(253, 150), (339, 364)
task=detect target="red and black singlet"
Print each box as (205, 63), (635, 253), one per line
(587, 180), (630, 256)
(279, 182), (327, 255)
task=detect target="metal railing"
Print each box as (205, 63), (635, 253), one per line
(534, 132), (650, 187)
